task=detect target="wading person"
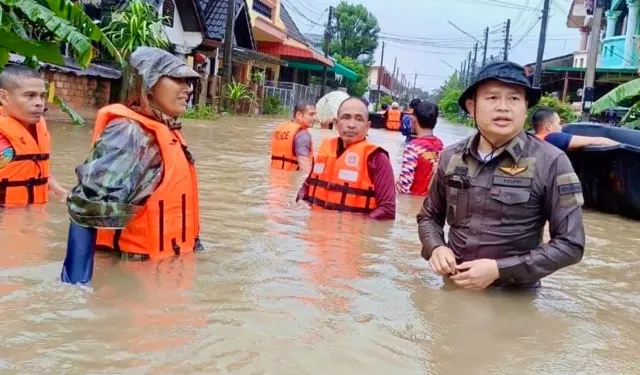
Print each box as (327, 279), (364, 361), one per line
(385, 101), (402, 131)
(417, 61), (585, 290)
(297, 97), (396, 220)
(0, 65), (67, 206)
(396, 100), (443, 196)
(532, 107), (619, 151)
(270, 100), (317, 173)
(61, 47), (203, 285)
(400, 98), (421, 143)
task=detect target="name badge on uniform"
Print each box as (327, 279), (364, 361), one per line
(338, 169), (358, 182)
(313, 163), (325, 174)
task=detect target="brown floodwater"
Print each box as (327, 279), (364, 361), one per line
(0, 117), (639, 375)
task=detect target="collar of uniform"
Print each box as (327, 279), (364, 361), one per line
(462, 130), (527, 163)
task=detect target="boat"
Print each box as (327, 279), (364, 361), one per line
(562, 123), (640, 220)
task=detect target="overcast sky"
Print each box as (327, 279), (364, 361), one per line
(285, 0), (580, 92)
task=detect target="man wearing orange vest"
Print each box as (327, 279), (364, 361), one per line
(270, 99), (317, 173)
(297, 97), (396, 220)
(61, 47), (202, 285)
(385, 102), (402, 131)
(0, 65), (67, 207)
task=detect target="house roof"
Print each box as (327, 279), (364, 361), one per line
(196, 0), (255, 49)
(8, 54), (122, 80)
(279, 4), (306, 44)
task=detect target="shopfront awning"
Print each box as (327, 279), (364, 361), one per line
(285, 59), (359, 81)
(257, 42), (333, 66)
(232, 46), (287, 68)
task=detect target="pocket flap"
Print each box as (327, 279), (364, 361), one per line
(490, 188), (530, 205)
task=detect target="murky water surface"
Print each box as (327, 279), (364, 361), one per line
(1, 117), (639, 375)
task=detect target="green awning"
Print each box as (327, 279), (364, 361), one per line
(286, 60), (359, 81)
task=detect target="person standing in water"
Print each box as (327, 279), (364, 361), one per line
(61, 47), (203, 285)
(396, 100), (444, 196)
(417, 61), (585, 290)
(270, 100), (317, 173)
(0, 65), (67, 206)
(400, 98), (421, 143)
(297, 97), (396, 220)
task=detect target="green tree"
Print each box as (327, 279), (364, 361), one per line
(330, 2), (380, 62)
(102, 0), (171, 101)
(335, 55), (368, 97)
(0, 0), (123, 124)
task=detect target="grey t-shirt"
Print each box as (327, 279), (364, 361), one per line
(293, 128), (312, 157)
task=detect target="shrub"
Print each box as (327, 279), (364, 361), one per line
(181, 104), (220, 121)
(526, 95), (577, 130)
(263, 96), (281, 115)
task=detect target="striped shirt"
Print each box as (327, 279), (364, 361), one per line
(396, 136), (444, 196)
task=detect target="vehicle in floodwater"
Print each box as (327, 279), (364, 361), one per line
(562, 123), (640, 220)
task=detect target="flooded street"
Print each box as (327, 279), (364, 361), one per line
(1, 117), (639, 375)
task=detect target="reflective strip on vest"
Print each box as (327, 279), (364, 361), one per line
(0, 116), (51, 206)
(303, 137), (383, 214)
(93, 104), (200, 260)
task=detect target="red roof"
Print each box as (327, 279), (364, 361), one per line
(257, 42), (333, 67)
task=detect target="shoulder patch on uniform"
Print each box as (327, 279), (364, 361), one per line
(557, 172), (584, 207)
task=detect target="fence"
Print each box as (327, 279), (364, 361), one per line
(262, 81), (320, 114)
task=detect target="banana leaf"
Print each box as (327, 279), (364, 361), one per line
(52, 95), (85, 126)
(0, 29), (65, 65)
(40, 0), (123, 65)
(0, 0), (95, 67)
(619, 100), (640, 124)
(7, 9), (29, 39)
(591, 78), (640, 114)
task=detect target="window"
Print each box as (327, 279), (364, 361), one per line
(162, 0), (175, 27)
(253, 0), (273, 19)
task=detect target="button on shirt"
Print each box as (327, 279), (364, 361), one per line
(417, 131), (586, 288)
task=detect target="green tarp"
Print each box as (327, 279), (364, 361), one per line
(286, 60), (359, 81)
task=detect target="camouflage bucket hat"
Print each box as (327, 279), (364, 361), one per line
(129, 46), (201, 91)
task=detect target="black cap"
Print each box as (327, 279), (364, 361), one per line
(458, 61), (542, 114)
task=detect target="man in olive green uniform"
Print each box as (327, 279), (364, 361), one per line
(417, 61), (585, 290)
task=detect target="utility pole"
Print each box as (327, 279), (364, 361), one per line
(582, 0), (604, 121)
(391, 57), (397, 97)
(376, 41), (385, 107)
(462, 59), (467, 87)
(412, 70), (417, 100)
(503, 19), (511, 61)
(533, 0), (551, 87)
(482, 27), (489, 66)
(472, 42), (479, 78)
(320, 6), (334, 97)
(222, 0), (235, 98)
(467, 50), (472, 85)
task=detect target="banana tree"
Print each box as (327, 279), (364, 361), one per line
(591, 78), (640, 129)
(102, 0), (171, 102)
(0, 0), (123, 125)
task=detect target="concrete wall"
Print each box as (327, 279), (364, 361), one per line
(162, 0), (203, 54)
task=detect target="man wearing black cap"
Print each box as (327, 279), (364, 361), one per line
(417, 61), (585, 290)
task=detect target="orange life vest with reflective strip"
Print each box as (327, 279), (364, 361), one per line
(270, 122), (311, 170)
(93, 104), (200, 260)
(0, 115), (50, 207)
(304, 137), (384, 214)
(386, 109), (402, 130)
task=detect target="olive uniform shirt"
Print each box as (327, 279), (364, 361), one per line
(417, 131), (585, 289)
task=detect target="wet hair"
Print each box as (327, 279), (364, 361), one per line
(531, 107), (557, 133)
(293, 99), (315, 117)
(337, 96), (370, 119)
(409, 98), (421, 110)
(0, 64), (43, 91)
(414, 100), (439, 129)
(381, 103), (389, 111)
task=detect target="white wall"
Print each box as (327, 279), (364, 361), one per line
(161, 0), (203, 54)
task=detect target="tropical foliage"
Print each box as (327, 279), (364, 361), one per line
(335, 55), (368, 97)
(224, 81), (254, 114)
(330, 1), (380, 63)
(591, 78), (640, 129)
(526, 95), (577, 130)
(181, 104), (220, 121)
(0, 0), (123, 124)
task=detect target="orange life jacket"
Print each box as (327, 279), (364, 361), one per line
(0, 115), (50, 206)
(270, 122), (311, 170)
(304, 137), (385, 214)
(93, 104), (200, 260)
(386, 109), (402, 130)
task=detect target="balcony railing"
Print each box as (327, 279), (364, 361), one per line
(252, 0), (272, 19)
(601, 35), (639, 68)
